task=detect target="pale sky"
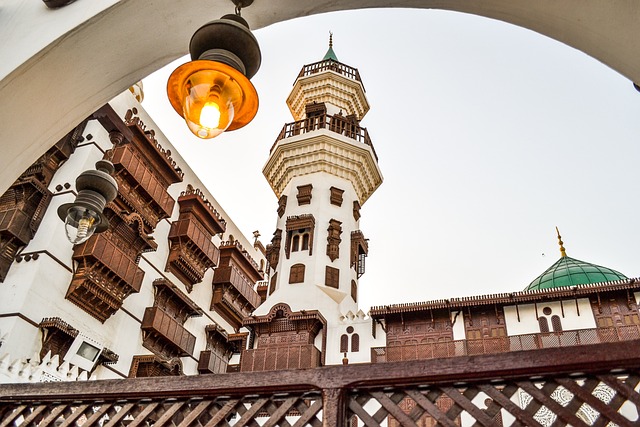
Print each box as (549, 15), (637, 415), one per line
(142, 8), (640, 312)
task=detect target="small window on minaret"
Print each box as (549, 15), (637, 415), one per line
(340, 334), (348, 353)
(285, 215), (315, 259)
(551, 315), (563, 332)
(325, 266), (339, 289)
(351, 334), (360, 352)
(289, 264), (305, 284)
(301, 233), (310, 251)
(292, 235), (300, 252)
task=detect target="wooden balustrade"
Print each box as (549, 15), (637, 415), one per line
(272, 113), (378, 161)
(372, 325), (640, 363)
(2, 341), (640, 426)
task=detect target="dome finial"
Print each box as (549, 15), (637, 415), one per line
(556, 226), (567, 257)
(329, 31), (333, 48)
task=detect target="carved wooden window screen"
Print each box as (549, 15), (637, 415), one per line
(325, 265), (339, 289)
(340, 334), (349, 353)
(277, 195), (287, 217)
(351, 334), (360, 352)
(326, 219), (342, 262)
(285, 215), (315, 258)
(289, 263), (305, 284)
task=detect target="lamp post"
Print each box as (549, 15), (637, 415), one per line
(57, 160), (118, 244)
(167, 0), (261, 139)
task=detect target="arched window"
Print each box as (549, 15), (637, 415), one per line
(551, 315), (563, 332)
(351, 334), (360, 352)
(301, 233), (310, 250)
(340, 334), (349, 353)
(539, 316), (550, 333)
(292, 235), (300, 252)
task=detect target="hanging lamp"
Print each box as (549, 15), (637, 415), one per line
(167, 0), (261, 139)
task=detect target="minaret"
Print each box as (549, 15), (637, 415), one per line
(260, 37), (382, 321)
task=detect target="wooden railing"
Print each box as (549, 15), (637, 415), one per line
(297, 59), (364, 87)
(2, 341), (640, 426)
(372, 325), (640, 363)
(272, 113), (378, 161)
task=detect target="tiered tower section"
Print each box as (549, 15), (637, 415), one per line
(260, 45), (383, 324)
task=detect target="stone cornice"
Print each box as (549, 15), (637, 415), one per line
(263, 131), (383, 205)
(286, 71), (369, 121)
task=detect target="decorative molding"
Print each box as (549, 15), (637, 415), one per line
(330, 186), (344, 206)
(166, 185), (224, 291)
(285, 215), (315, 259)
(241, 303), (326, 372)
(128, 354), (182, 378)
(264, 133), (382, 205)
(0, 124), (83, 282)
(211, 241), (263, 331)
(277, 195), (287, 218)
(296, 184), (313, 205)
(286, 66), (369, 121)
(265, 229), (282, 270)
(353, 200), (361, 221)
(326, 219), (342, 262)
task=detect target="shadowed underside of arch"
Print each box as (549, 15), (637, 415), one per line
(0, 0), (638, 194)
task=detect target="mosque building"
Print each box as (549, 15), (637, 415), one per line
(0, 39), (638, 425)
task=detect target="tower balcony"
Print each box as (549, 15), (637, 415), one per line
(264, 115), (383, 205)
(272, 113), (377, 161)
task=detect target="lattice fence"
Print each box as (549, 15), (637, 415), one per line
(0, 392), (323, 427)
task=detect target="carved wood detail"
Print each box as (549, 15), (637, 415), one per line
(38, 318), (78, 361)
(285, 214), (315, 259)
(67, 233), (145, 323)
(128, 354), (183, 378)
(0, 124), (83, 282)
(327, 219), (342, 261)
(277, 195), (287, 218)
(353, 200), (361, 221)
(265, 229), (282, 270)
(166, 185), (224, 291)
(211, 241), (263, 331)
(198, 326), (247, 374)
(351, 230), (368, 278)
(241, 303), (326, 372)
(330, 186), (344, 206)
(141, 278), (200, 359)
(296, 184), (313, 205)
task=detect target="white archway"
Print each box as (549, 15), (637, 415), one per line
(1, 0), (639, 193)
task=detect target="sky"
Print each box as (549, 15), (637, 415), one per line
(141, 8), (640, 313)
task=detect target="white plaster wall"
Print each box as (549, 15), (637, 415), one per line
(325, 314), (386, 365)
(0, 90), (267, 380)
(257, 171), (362, 321)
(503, 298), (596, 336)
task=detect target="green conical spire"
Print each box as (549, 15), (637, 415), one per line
(322, 32), (338, 61)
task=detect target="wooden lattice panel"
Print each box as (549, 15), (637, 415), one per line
(347, 372), (640, 427)
(0, 393), (323, 427)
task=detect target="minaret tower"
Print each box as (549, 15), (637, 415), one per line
(247, 37), (382, 366)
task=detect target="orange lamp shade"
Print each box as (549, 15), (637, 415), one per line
(167, 60), (258, 139)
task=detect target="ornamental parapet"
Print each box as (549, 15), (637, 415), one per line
(272, 113), (377, 161)
(297, 59), (364, 88)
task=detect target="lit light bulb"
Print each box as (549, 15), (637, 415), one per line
(64, 206), (100, 245)
(200, 102), (221, 129)
(167, 61), (258, 140)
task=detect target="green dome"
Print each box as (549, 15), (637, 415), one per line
(525, 256), (628, 291)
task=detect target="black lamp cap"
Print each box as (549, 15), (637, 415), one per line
(189, 14), (261, 79)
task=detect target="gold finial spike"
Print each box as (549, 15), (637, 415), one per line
(329, 31), (333, 48)
(556, 226), (567, 257)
